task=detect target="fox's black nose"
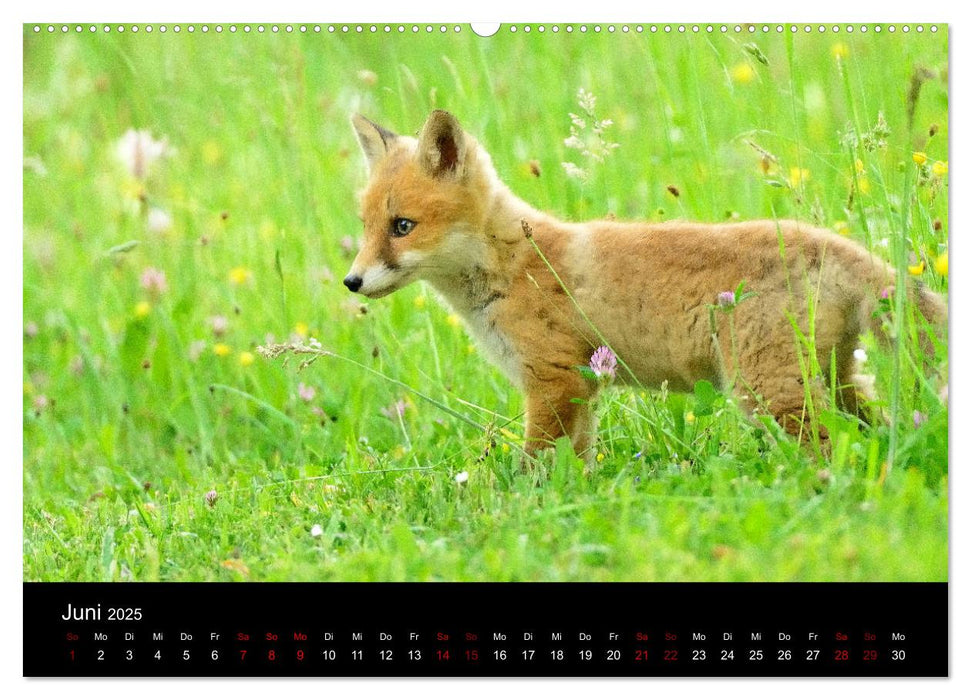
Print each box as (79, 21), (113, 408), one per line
(343, 275), (363, 293)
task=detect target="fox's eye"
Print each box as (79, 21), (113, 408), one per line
(391, 217), (416, 237)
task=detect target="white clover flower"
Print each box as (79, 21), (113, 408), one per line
(454, 471), (469, 484)
(310, 524), (323, 537)
(147, 207), (173, 234)
(853, 348), (868, 363)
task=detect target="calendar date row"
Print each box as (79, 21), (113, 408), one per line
(67, 644), (910, 665)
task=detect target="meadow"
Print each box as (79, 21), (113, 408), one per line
(23, 24), (948, 582)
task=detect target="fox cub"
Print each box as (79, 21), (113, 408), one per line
(346, 110), (946, 457)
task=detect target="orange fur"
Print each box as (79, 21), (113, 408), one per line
(346, 111), (946, 457)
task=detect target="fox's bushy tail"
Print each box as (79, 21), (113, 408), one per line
(917, 284), (948, 328)
(867, 281), (947, 359)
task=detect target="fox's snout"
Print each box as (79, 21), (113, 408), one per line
(341, 255), (410, 299)
(345, 110), (477, 300)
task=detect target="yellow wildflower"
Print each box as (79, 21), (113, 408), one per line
(229, 267), (252, 285)
(446, 314), (461, 328)
(121, 179), (145, 202)
(833, 221), (851, 236)
(730, 63), (756, 84)
(259, 220), (277, 240)
(789, 167), (810, 188)
(169, 182), (187, 204)
(596, 453), (605, 463)
(134, 301), (151, 319)
(414, 295), (427, 309)
(855, 159), (865, 174)
(239, 351), (255, 367)
(932, 160), (948, 177)
(202, 140), (222, 165)
(466, 344), (476, 355)
(831, 43), (849, 60)
(23, 381), (34, 396)
(912, 152), (928, 166)
(858, 177), (871, 195)
(213, 343), (232, 357)
(934, 252), (948, 277)
(908, 261), (925, 276)
(685, 411), (696, 424)
(500, 428), (519, 442)
(294, 321), (309, 337)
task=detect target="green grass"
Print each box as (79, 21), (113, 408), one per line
(23, 25), (948, 582)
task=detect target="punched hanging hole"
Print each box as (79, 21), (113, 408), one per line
(471, 23), (501, 37)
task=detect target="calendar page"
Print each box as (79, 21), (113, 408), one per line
(22, 21), (948, 677)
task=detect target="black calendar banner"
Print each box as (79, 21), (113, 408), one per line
(24, 582), (947, 677)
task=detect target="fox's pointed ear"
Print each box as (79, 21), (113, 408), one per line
(351, 114), (398, 172)
(416, 110), (467, 179)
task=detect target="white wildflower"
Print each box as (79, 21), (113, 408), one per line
(310, 524), (323, 537)
(561, 162), (588, 180)
(116, 128), (170, 179)
(209, 315), (229, 337)
(563, 89), (619, 167)
(454, 471), (469, 484)
(577, 88), (597, 114)
(569, 113), (587, 130)
(147, 207), (173, 234)
(24, 155), (48, 177)
(853, 348), (868, 363)
(563, 134), (584, 151)
(187, 340), (206, 362)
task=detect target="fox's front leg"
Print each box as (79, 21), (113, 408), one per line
(523, 367), (597, 458)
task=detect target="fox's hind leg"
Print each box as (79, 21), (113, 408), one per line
(831, 342), (878, 424)
(722, 333), (826, 442)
